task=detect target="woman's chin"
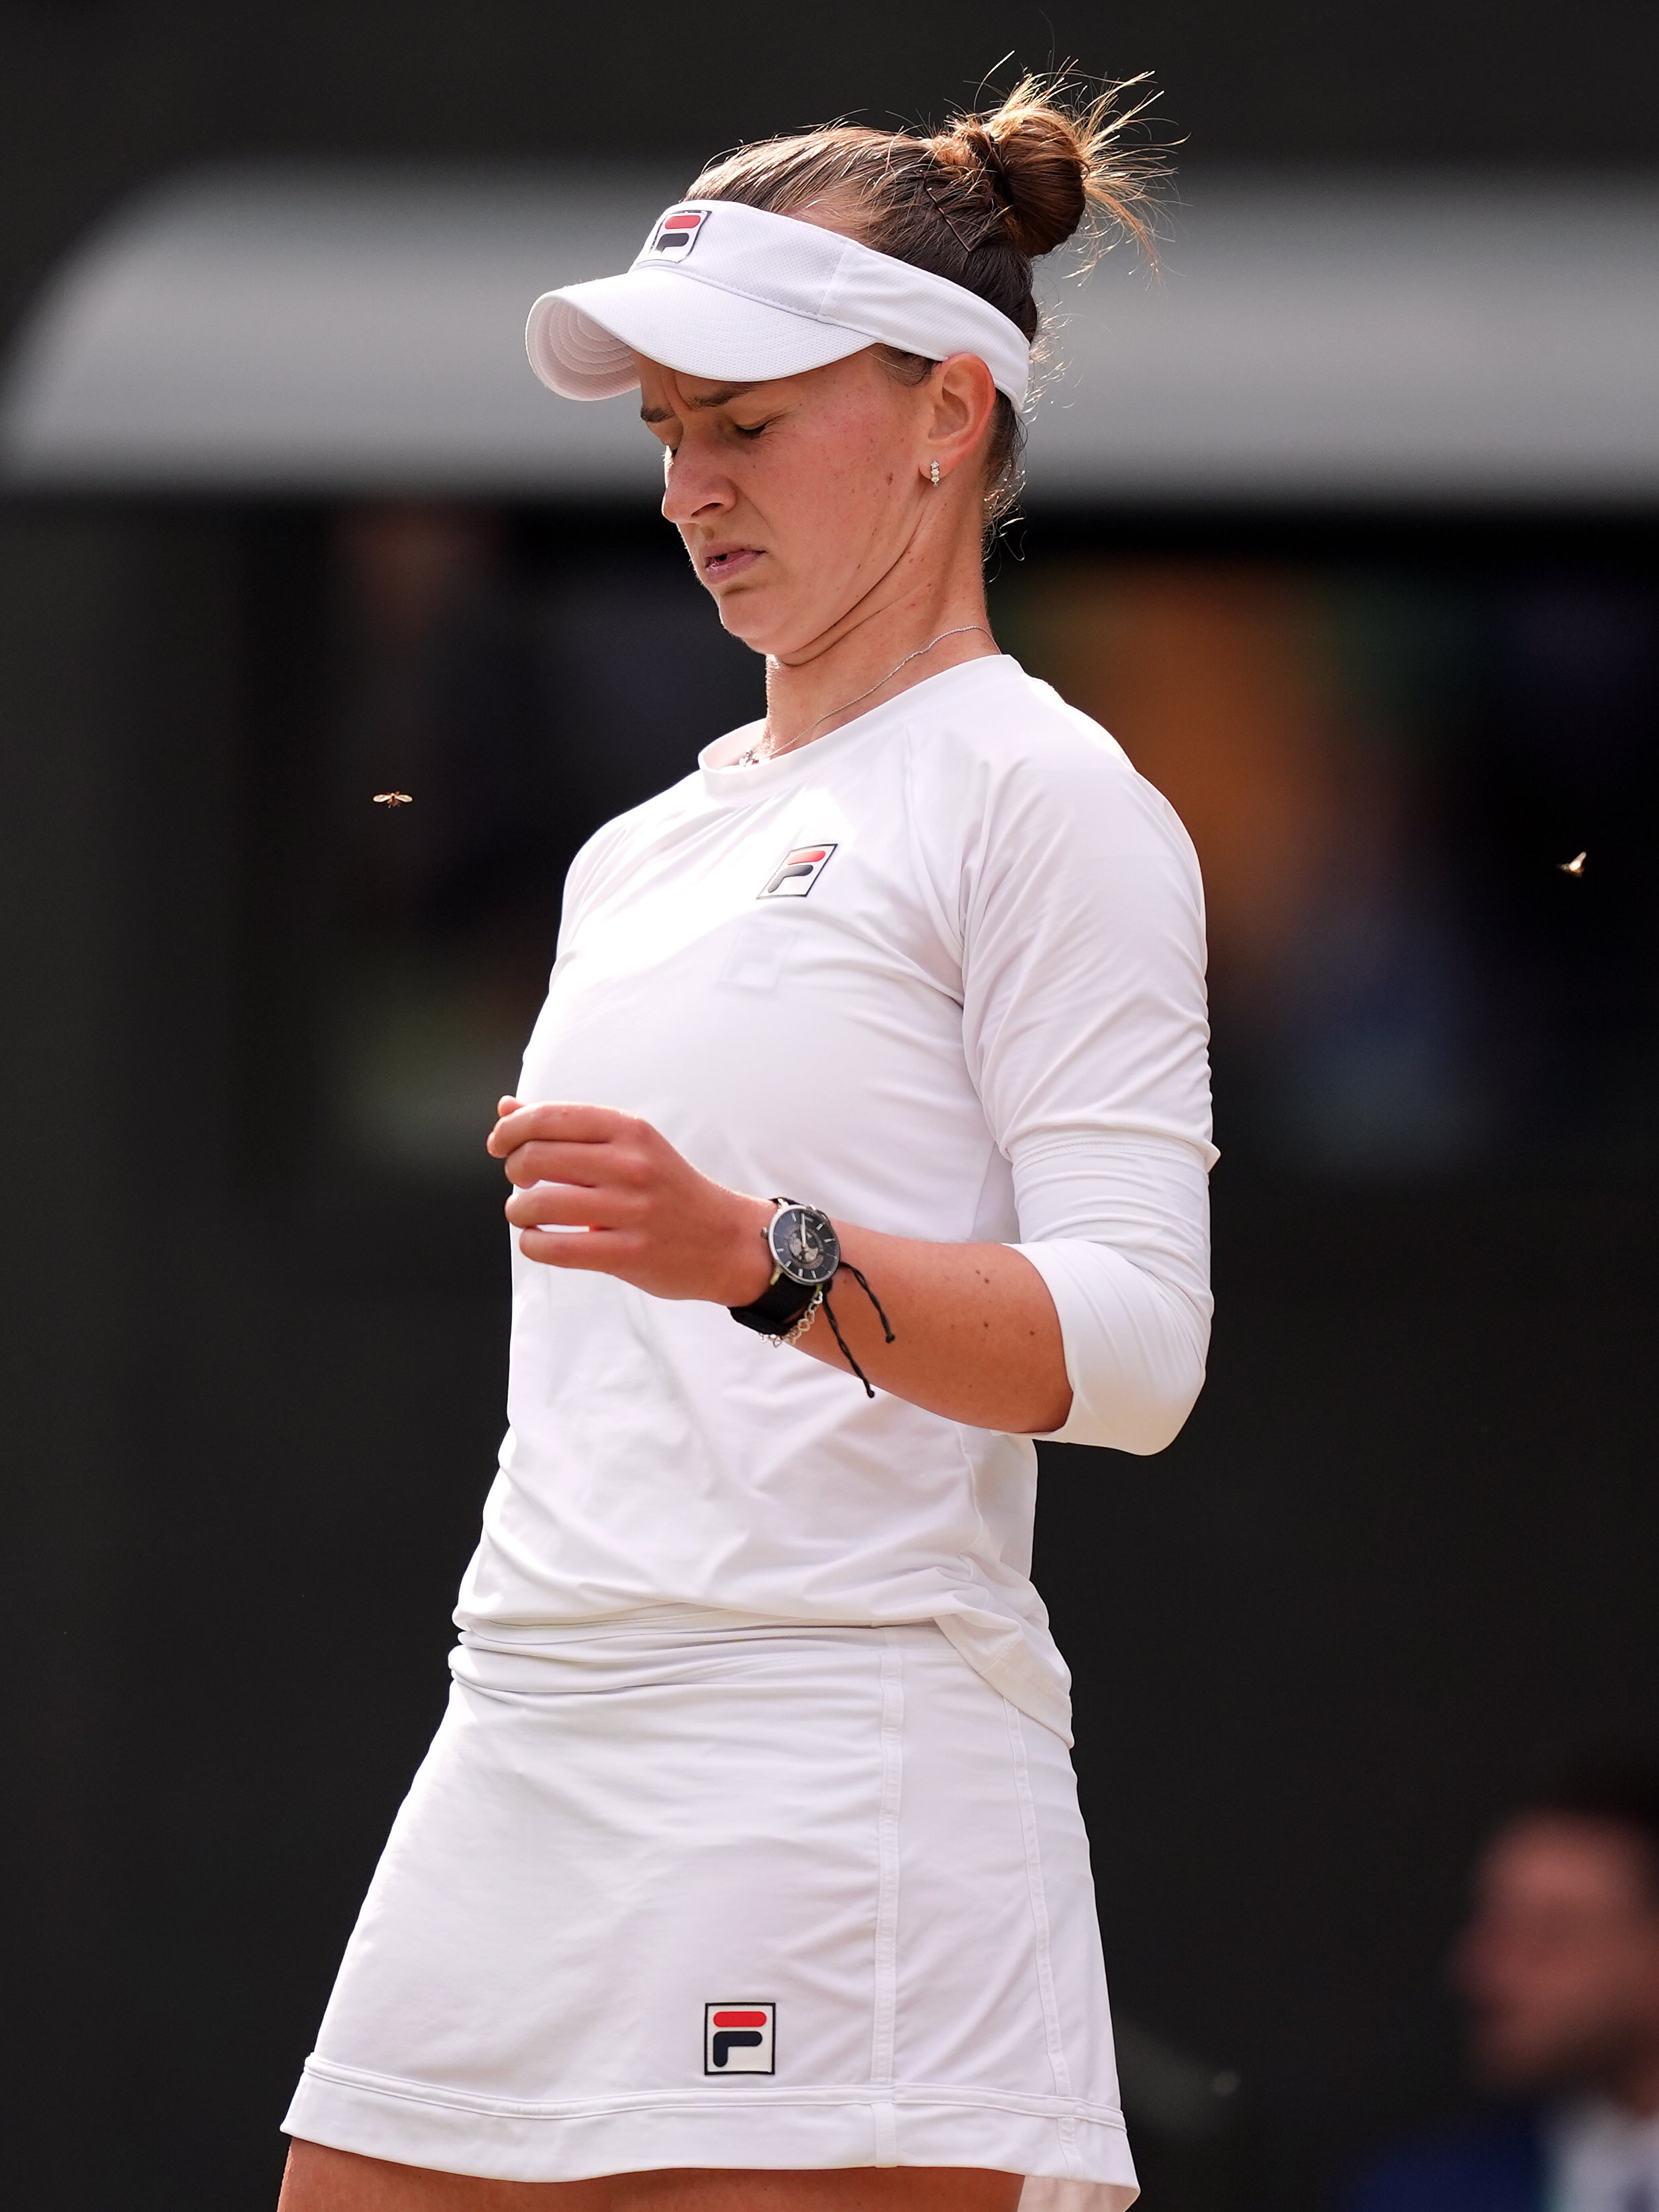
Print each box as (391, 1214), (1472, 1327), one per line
(710, 582), (789, 652)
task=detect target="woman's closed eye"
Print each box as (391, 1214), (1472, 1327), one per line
(655, 418), (773, 460)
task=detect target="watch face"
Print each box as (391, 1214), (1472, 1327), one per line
(769, 1204), (841, 1287)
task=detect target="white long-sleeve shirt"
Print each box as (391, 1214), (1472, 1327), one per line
(455, 655), (1216, 1740)
(1550, 2099), (1659, 2212)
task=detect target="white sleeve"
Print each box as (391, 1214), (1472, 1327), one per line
(1011, 1135), (1211, 1454)
(954, 719), (1217, 1454)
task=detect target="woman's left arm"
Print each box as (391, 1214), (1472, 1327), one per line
(489, 1096), (1072, 1434)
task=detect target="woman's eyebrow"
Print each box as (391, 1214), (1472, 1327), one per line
(639, 383), (758, 424)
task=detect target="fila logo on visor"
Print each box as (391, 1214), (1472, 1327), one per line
(647, 208), (707, 260)
(759, 842), (838, 898)
(705, 2002), (774, 2075)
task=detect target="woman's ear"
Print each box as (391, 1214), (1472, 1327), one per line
(922, 354), (1000, 485)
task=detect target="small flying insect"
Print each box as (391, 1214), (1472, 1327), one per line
(373, 791), (413, 809)
(1559, 850), (1586, 876)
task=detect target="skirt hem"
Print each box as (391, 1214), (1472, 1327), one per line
(283, 2056), (1138, 2210)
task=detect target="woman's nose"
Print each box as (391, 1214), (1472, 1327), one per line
(660, 444), (734, 526)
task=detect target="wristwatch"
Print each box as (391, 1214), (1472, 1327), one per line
(728, 1199), (842, 1342)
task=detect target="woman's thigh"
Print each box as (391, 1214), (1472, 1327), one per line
(278, 2142), (1023, 2211)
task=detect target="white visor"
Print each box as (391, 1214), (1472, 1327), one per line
(526, 199), (1031, 409)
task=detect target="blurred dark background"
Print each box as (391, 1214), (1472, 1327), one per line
(1, 5), (1656, 2209)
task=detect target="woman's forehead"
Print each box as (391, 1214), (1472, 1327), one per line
(634, 368), (762, 421)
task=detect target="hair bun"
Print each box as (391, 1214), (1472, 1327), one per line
(943, 107), (1087, 258)
(932, 74), (1161, 264)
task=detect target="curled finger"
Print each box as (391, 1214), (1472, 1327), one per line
(518, 1225), (637, 1271)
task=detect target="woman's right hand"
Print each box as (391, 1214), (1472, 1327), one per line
(487, 1096), (775, 1307)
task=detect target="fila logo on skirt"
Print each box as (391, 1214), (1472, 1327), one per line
(758, 842), (838, 898)
(705, 2001), (775, 2074)
(647, 208), (707, 260)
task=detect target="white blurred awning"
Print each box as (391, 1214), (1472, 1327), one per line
(3, 162), (1656, 503)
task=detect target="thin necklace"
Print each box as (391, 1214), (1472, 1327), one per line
(736, 623), (994, 767)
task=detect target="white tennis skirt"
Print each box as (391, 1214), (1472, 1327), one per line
(283, 1619), (1136, 2210)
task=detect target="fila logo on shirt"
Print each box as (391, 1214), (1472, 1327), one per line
(705, 2001), (775, 2075)
(647, 208), (707, 260)
(758, 842), (838, 899)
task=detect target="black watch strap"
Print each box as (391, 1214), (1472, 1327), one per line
(728, 1274), (821, 1336)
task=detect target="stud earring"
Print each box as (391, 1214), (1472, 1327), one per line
(929, 460), (941, 487)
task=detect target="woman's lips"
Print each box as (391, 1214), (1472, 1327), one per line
(701, 546), (764, 583)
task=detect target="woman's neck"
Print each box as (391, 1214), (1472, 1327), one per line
(760, 581), (999, 758)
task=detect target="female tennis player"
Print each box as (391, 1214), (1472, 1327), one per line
(280, 75), (1214, 2212)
